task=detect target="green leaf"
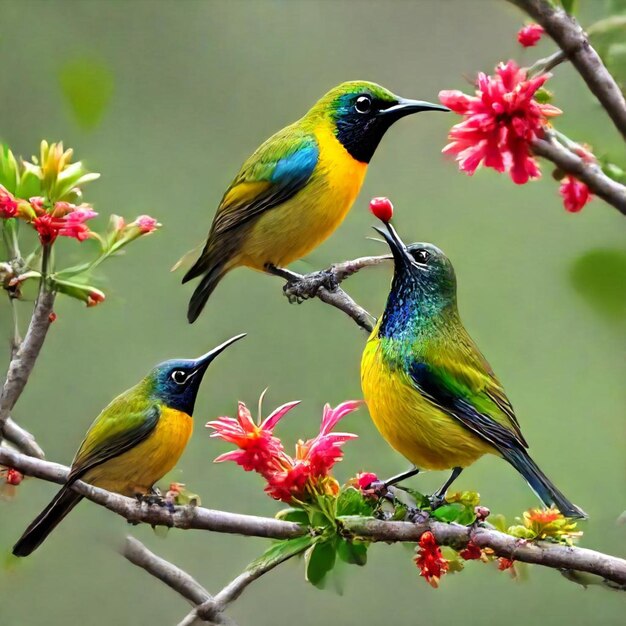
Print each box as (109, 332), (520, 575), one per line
(0, 144), (19, 193)
(58, 58), (114, 130)
(431, 502), (473, 524)
(305, 539), (337, 588)
(16, 167), (42, 200)
(336, 487), (374, 517)
(249, 535), (317, 571)
(337, 538), (368, 566)
(400, 487), (430, 509)
(506, 524), (537, 540)
(276, 507), (310, 526)
(559, 0), (577, 14)
(569, 248), (626, 320)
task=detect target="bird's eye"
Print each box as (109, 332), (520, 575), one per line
(413, 249), (430, 265)
(171, 370), (187, 385)
(355, 95), (372, 114)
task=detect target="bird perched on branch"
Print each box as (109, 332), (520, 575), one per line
(182, 80), (448, 322)
(360, 211), (586, 519)
(12, 334), (245, 557)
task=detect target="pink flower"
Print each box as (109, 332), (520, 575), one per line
(209, 399), (360, 504)
(208, 401), (297, 474)
(439, 60), (561, 184)
(559, 175), (592, 212)
(517, 23), (544, 47)
(32, 207), (97, 244)
(133, 215), (159, 234)
(353, 471), (379, 492)
(0, 185), (18, 218)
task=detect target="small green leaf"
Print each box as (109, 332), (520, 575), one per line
(249, 535), (316, 571)
(559, 0), (577, 14)
(507, 524), (537, 540)
(59, 58), (114, 130)
(431, 503), (466, 523)
(276, 507), (310, 526)
(337, 538), (368, 566)
(305, 539), (337, 588)
(400, 487), (430, 509)
(16, 167), (42, 200)
(0, 145), (19, 193)
(336, 487), (374, 517)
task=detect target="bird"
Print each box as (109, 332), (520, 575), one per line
(182, 80), (449, 322)
(12, 334), (245, 557)
(360, 222), (586, 518)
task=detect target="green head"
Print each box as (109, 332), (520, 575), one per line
(308, 80), (448, 163)
(149, 334), (245, 415)
(373, 223), (457, 339)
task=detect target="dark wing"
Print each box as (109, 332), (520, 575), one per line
(68, 404), (161, 482)
(409, 359), (527, 453)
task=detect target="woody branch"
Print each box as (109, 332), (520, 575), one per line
(3, 445), (626, 590)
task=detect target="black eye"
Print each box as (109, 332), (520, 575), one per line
(171, 370), (187, 385)
(355, 95), (372, 114)
(413, 249), (430, 265)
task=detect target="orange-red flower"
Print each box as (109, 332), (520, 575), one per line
(439, 60), (561, 184)
(31, 205), (97, 244)
(559, 175), (592, 212)
(517, 23), (544, 47)
(497, 557), (516, 574)
(459, 540), (482, 561)
(414, 531), (448, 588)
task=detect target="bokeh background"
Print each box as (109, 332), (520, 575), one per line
(1, 1), (624, 624)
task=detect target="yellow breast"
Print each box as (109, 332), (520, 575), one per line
(241, 124), (367, 269)
(361, 334), (493, 471)
(84, 408), (193, 496)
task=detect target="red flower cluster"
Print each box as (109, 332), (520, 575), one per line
(414, 531), (448, 588)
(439, 60), (561, 184)
(32, 205), (98, 244)
(208, 399), (360, 503)
(3, 467), (23, 485)
(559, 176), (592, 213)
(498, 557), (516, 575)
(0, 185), (18, 218)
(459, 540), (482, 561)
(517, 23), (544, 47)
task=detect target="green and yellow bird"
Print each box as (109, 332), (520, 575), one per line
(12, 334), (245, 557)
(361, 222), (586, 518)
(182, 80), (448, 322)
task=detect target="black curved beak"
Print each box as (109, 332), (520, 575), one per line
(372, 224), (415, 272)
(193, 333), (246, 373)
(377, 97), (450, 119)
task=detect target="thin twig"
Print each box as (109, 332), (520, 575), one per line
(3, 446), (625, 588)
(2, 417), (45, 459)
(528, 49), (567, 76)
(509, 0), (626, 139)
(123, 537), (212, 606)
(0, 289), (56, 445)
(531, 136), (626, 214)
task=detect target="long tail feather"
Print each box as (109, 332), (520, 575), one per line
(12, 486), (82, 557)
(186, 259), (230, 323)
(503, 448), (587, 519)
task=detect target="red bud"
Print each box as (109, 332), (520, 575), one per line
(369, 197), (393, 223)
(5, 468), (23, 485)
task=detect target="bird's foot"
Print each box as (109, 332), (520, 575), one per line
(367, 480), (394, 500)
(428, 493), (446, 510)
(283, 269), (338, 303)
(135, 487), (174, 512)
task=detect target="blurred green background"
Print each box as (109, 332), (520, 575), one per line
(1, 1), (624, 624)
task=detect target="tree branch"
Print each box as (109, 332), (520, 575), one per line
(4, 446), (625, 588)
(0, 290), (55, 445)
(2, 417), (45, 459)
(124, 536), (212, 606)
(531, 136), (626, 215)
(509, 0), (626, 140)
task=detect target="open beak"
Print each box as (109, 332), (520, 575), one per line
(193, 333), (246, 372)
(372, 224), (415, 271)
(378, 97), (450, 118)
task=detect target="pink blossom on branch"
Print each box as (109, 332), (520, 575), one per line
(133, 215), (160, 234)
(0, 185), (18, 218)
(439, 60), (561, 184)
(517, 23), (544, 47)
(208, 399), (360, 504)
(559, 175), (592, 212)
